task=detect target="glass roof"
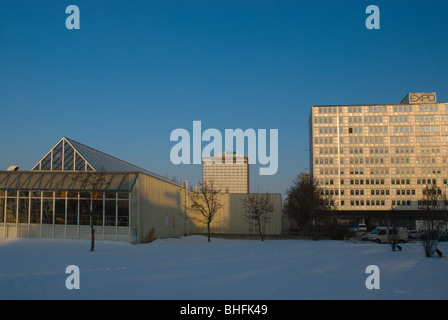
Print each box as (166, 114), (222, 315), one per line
(30, 137), (180, 186)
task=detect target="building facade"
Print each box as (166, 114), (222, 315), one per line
(309, 92), (448, 218)
(0, 137), (281, 242)
(189, 193), (282, 236)
(202, 152), (249, 193)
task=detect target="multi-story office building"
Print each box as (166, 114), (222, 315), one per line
(202, 152), (249, 193)
(309, 92), (448, 216)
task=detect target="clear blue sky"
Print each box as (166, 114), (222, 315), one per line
(1, 0), (447, 197)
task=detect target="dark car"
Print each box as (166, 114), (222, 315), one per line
(439, 233), (448, 242)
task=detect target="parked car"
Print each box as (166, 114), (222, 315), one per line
(408, 230), (421, 241)
(362, 226), (408, 243)
(358, 224), (367, 232)
(439, 233), (448, 242)
(420, 231), (440, 241)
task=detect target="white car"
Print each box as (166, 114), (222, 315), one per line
(363, 226), (408, 243)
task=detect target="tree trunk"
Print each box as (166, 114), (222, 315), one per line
(90, 215), (95, 252)
(258, 220), (264, 242)
(207, 222), (211, 242)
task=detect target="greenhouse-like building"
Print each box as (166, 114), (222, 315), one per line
(0, 137), (282, 243)
(0, 137), (192, 243)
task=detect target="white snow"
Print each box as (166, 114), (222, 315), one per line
(0, 236), (447, 300)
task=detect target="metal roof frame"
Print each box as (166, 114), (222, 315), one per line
(29, 137), (181, 187)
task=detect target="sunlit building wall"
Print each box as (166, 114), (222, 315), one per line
(202, 152), (249, 193)
(310, 92), (448, 212)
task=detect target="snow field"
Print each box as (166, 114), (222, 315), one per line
(0, 236), (447, 300)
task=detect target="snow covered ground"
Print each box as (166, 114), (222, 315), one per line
(0, 236), (447, 300)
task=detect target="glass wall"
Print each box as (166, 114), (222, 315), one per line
(66, 192), (78, 225)
(105, 193), (117, 226)
(18, 191), (29, 223)
(118, 193), (129, 226)
(42, 192), (54, 224)
(6, 191), (17, 223)
(0, 191), (4, 223)
(30, 192), (41, 224)
(0, 190), (130, 228)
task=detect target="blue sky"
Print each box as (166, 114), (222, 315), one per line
(1, 0), (447, 197)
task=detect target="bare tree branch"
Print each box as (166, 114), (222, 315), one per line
(241, 193), (274, 241)
(186, 181), (223, 242)
(73, 172), (109, 252)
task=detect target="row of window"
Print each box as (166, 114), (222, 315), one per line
(315, 123), (448, 134)
(317, 160), (444, 169)
(318, 127), (342, 134)
(389, 116), (409, 123)
(314, 135), (448, 145)
(0, 191), (130, 226)
(318, 165), (446, 176)
(343, 200), (414, 207)
(318, 168), (392, 176)
(320, 189), (391, 196)
(317, 148), (445, 158)
(344, 200), (387, 206)
(318, 178), (443, 186)
(316, 104), (448, 115)
(416, 158), (438, 164)
(322, 188), (444, 198)
(393, 126), (414, 133)
(315, 114), (448, 125)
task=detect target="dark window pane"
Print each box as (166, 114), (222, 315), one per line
(0, 198), (4, 223)
(67, 192), (78, 199)
(32, 191), (41, 198)
(67, 199), (78, 225)
(7, 191), (17, 197)
(43, 192), (53, 198)
(18, 198), (29, 223)
(75, 153), (85, 171)
(19, 191), (29, 198)
(41, 153), (51, 170)
(55, 199), (65, 224)
(118, 193), (129, 200)
(80, 192), (90, 199)
(42, 199), (53, 224)
(79, 199), (91, 225)
(6, 198), (17, 223)
(64, 144), (74, 171)
(30, 198), (41, 223)
(105, 192), (116, 200)
(105, 200), (116, 226)
(118, 200), (129, 226)
(92, 199), (103, 226)
(52, 142), (63, 170)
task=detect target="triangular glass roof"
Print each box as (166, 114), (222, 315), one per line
(31, 137), (179, 185)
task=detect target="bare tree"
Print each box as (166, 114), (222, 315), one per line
(74, 172), (108, 252)
(419, 184), (443, 257)
(241, 193), (274, 241)
(187, 181), (223, 242)
(284, 172), (334, 240)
